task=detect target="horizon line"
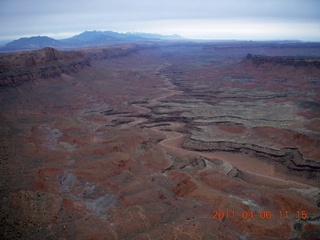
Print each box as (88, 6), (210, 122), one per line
(1, 30), (320, 46)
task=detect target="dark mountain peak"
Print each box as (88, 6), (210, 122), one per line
(62, 31), (142, 46)
(0, 30), (185, 52)
(66, 30), (183, 44)
(4, 36), (61, 51)
(62, 31), (122, 46)
(71, 30), (106, 40)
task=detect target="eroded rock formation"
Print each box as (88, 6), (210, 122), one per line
(245, 53), (320, 68)
(0, 47), (90, 88)
(183, 136), (320, 179)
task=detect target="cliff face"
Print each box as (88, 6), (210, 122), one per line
(245, 53), (320, 68)
(0, 47), (90, 88)
(183, 137), (320, 180)
(0, 45), (154, 89)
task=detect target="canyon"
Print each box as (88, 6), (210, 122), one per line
(0, 42), (320, 239)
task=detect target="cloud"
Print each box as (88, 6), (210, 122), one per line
(0, 0), (319, 41)
(132, 18), (320, 40)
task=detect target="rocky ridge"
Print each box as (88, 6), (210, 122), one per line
(0, 45), (156, 89)
(0, 47), (90, 88)
(245, 53), (320, 68)
(183, 137), (320, 180)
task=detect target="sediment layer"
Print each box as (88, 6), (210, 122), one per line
(183, 137), (320, 179)
(0, 47), (90, 88)
(245, 53), (320, 68)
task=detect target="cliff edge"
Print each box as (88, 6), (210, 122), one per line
(244, 53), (320, 68)
(0, 47), (90, 89)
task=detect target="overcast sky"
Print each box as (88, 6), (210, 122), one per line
(0, 0), (320, 42)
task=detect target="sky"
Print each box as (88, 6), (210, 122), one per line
(0, 0), (320, 43)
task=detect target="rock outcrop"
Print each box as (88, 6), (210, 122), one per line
(0, 47), (90, 88)
(244, 53), (320, 68)
(183, 136), (320, 180)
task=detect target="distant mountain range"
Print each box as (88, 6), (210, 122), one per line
(0, 31), (183, 52)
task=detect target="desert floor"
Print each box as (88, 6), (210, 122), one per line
(1, 42), (320, 239)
